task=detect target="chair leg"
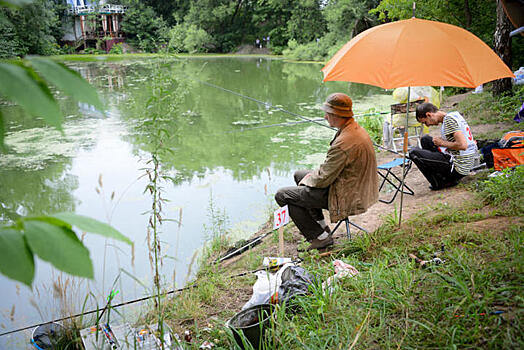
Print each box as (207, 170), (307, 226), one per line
(331, 218), (368, 240)
(378, 163), (415, 204)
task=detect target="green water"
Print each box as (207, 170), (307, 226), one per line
(0, 56), (393, 346)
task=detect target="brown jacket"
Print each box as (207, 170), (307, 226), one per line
(301, 118), (378, 222)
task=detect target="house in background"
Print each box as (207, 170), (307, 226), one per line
(62, 0), (126, 52)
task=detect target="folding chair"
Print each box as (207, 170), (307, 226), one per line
(383, 100), (427, 152)
(331, 217), (368, 240)
(377, 157), (414, 204)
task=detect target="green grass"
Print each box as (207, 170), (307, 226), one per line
(155, 169), (523, 349)
(455, 85), (524, 127)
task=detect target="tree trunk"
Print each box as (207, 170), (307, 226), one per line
(492, 0), (513, 95)
(463, 0), (472, 28)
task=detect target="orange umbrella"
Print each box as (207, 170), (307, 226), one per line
(322, 17), (514, 88)
(322, 17), (514, 225)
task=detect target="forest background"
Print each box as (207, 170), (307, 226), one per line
(1, 0), (523, 73)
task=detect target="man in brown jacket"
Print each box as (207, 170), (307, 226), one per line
(275, 93), (379, 251)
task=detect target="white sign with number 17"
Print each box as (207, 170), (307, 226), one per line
(273, 205), (290, 230)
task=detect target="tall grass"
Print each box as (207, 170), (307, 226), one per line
(155, 169), (523, 349)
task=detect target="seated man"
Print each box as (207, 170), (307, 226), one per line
(275, 93), (379, 251)
(409, 102), (477, 190)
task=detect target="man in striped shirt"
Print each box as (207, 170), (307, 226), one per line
(409, 102), (477, 190)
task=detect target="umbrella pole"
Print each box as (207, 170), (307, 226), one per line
(399, 86), (410, 226)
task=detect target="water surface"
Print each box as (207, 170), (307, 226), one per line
(0, 56), (393, 347)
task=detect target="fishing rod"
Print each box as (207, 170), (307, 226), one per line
(214, 229), (272, 263)
(0, 262), (283, 338)
(191, 77), (404, 157)
(226, 111), (392, 134)
(226, 118), (326, 133)
(196, 78), (454, 166)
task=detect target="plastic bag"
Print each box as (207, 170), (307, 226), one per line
(514, 67), (524, 85)
(242, 263), (297, 310)
(322, 259), (359, 293)
(241, 270), (278, 310)
(272, 265), (314, 305)
(392, 86), (440, 107)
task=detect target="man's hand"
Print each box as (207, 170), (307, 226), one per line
(434, 132), (467, 151)
(433, 136), (446, 147)
(298, 173), (311, 186)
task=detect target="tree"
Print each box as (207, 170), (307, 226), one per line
(113, 0), (168, 52)
(0, 0), (65, 57)
(492, 0), (513, 95)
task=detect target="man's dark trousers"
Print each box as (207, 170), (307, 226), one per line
(274, 170), (329, 241)
(409, 135), (464, 189)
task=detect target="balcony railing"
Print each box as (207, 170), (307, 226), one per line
(69, 4), (126, 15)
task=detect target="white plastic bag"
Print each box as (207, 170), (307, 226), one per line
(241, 263), (295, 310)
(392, 86), (440, 107)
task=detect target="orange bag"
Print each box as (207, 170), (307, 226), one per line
(492, 131), (524, 170)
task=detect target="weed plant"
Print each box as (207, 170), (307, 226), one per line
(160, 171), (523, 349)
(456, 85), (524, 128)
(476, 166), (524, 216)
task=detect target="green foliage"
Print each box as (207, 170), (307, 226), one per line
(283, 0), (380, 61)
(0, 0), (64, 58)
(0, 213), (131, 286)
(456, 84), (524, 126)
(168, 23), (213, 54)
(324, 0), (379, 39)
(0, 227), (34, 285)
(0, 61), (62, 129)
(108, 42), (124, 54)
(370, 0), (496, 47)
(83, 47), (105, 55)
(27, 56), (104, 111)
(52, 212), (132, 244)
(0, 57), (104, 150)
(24, 219), (94, 278)
(356, 112), (384, 144)
(117, 0), (168, 53)
(476, 166), (524, 215)
(283, 33), (344, 62)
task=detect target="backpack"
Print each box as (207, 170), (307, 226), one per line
(492, 131), (524, 170)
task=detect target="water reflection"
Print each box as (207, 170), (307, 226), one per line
(0, 57), (393, 347)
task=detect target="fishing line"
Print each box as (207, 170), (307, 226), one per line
(193, 77), (453, 165)
(0, 261), (291, 338)
(226, 118), (325, 133)
(192, 76), (406, 156)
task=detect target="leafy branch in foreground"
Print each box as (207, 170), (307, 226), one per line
(0, 213), (132, 286)
(0, 56), (104, 151)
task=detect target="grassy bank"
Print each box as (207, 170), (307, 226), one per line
(137, 167), (522, 349)
(50, 53), (280, 62)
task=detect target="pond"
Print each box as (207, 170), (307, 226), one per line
(0, 56), (394, 347)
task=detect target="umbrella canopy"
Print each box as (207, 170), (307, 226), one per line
(322, 18), (514, 89)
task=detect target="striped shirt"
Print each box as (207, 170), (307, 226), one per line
(442, 114), (476, 175)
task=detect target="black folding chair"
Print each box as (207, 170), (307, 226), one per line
(377, 157), (414, 204)
(331, 217), (368, 240)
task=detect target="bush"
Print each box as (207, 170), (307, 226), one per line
(477, 166), (524, 215)
(168, 24), (186, 53)
(357, 113), (385, 144)
(168, 24), (213, 54)
(283, 33), (344, 62)
(83, 47), (105, 55)
(109, 42), (124, 54)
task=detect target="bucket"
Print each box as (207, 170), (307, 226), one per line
(226, 303), (275, 349)
(31, 322), (65, 349)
